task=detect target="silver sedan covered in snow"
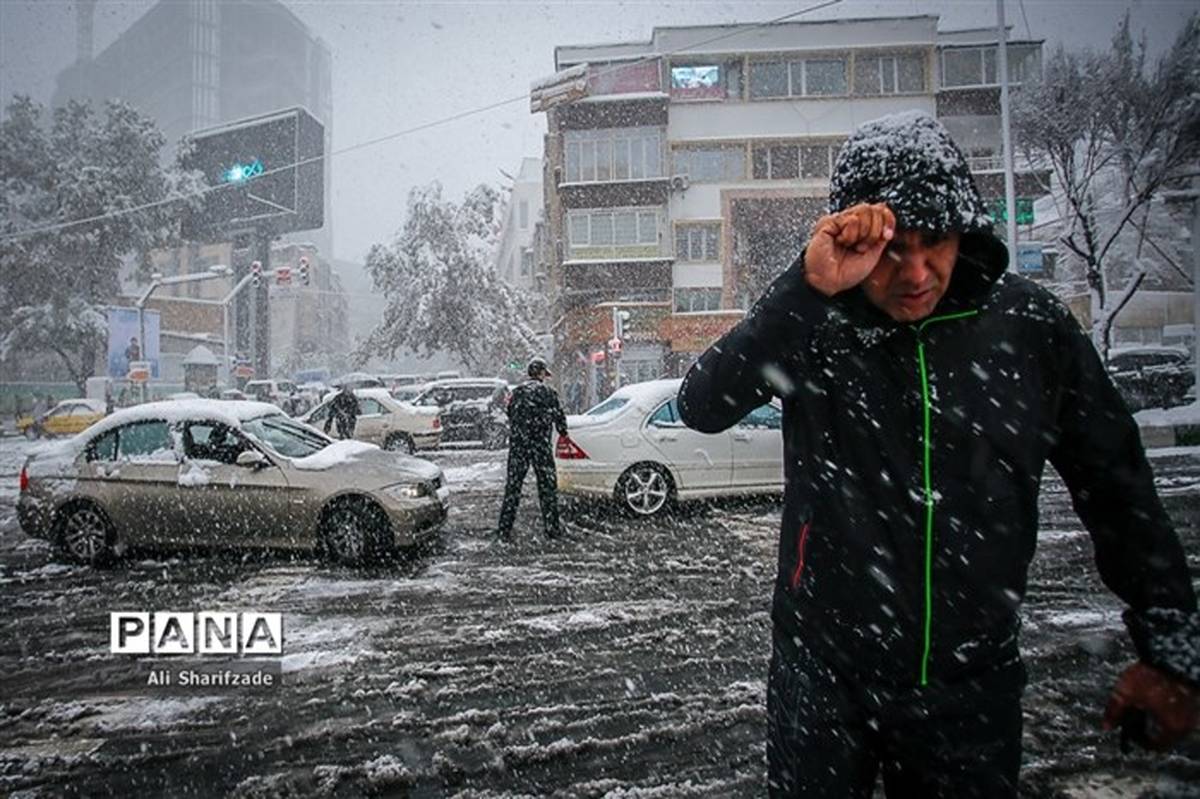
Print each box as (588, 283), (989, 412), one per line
(17, 400), (449, 565)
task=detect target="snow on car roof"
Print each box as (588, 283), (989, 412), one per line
(57, 398), (106, 412)
(355, 387), (398, 402)
(422, 377), (507, 388)
(608, 378), (683, 405)
(86, 399), (283, 439)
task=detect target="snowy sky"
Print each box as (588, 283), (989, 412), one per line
(0, 0), (1194, 263)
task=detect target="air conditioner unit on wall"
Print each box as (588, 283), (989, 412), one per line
(670, 175), (690, 192)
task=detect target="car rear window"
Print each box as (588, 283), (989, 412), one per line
(586, 397), (630, 417)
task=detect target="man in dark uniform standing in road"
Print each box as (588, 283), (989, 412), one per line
(324, 384), (359, 440)
(495, 356), (568, 540)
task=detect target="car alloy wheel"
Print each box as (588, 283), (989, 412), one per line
(325, 505), (366, 563)
(60, 505), (112, 563)
(620, 465), (671, 516)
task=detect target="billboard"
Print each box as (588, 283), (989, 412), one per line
(106, 307), (161, 379)
(182, 107), (324, 239)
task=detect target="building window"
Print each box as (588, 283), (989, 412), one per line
(940, 44), (1041, 88)
(670, 61), (741, 100)
(750, 57), (848, 99)
(519, 200), (529, 229)
(749, 61), (789, 98)
(675, 224), (721, 262)
(673, 287), (723, 313)
(566, 207), (662, 258)
(672, 145), (746, 183)
(751, 141), (839, 180)
(853, 52), (925, 95)
(587, 59), (662, 96)
(802, 58), (848, 95)
(521, 248), (534, 277)
(564, 127), (663, 183)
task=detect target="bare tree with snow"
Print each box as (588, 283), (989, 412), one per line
(1013, 14), (1199, 356)
(0, 96), (199, 391)
(356, 182), (541, 375)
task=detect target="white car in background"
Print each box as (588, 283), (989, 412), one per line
(299, 387), (441, 454)
(555, 379), (784, 516)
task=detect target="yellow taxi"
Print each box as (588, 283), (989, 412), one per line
(17, 399), (107, 439)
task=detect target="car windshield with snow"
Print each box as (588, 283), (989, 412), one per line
(556, 379), (783, 516)
(17, 399), (448, 565)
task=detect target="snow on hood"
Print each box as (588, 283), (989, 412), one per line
(289, 440), (442, 483)
(290, 439), (379, 471)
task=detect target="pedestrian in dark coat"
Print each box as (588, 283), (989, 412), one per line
(495, 357), (568, 539)
(678, 111), (1198, 797)
(324, 385), (359, 440)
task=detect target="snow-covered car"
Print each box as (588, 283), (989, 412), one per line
(299, 387), (441, 453)
(555, 379), (783, 516)
(390, 383), (429, 404)
(17, 398), (107, 439)
(1108, 345), (1194, 411)
(331, 372), (385, 390)
(16, 400), (448, 565)
(410, 378), (510, 449)
(244, 379), (298, 408)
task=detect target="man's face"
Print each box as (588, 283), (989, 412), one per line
(860, 230), (960, 322)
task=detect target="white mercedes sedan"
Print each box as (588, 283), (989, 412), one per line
(555, 379), (784, 516)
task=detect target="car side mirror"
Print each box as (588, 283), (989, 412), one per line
(236, 450), (268, 469)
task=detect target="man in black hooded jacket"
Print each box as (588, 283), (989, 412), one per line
(678, 111), (1198, 797)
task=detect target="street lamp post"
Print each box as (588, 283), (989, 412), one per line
(134, 265), (230, 401)
(219, 271), (258, 386)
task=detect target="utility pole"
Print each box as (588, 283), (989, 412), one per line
(997, 0), (1019, 271)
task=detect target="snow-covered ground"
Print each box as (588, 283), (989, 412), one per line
(0, 441), (1196, 796)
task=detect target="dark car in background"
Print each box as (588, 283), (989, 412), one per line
(411, 378), (510, 449)
(1108, 346), (1194, 411)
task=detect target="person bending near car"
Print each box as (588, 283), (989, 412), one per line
(495, 357), (568, 540)
(678, 111), (1198, 797)
(325, 384), (359, 440)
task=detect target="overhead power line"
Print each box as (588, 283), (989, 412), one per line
(0, 0), (842, 244)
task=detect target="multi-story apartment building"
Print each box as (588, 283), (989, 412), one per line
(495, 157), (545, 292)
(534, 15), (1045, 408)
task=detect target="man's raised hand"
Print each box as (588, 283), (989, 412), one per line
(805, 203), (895, 297)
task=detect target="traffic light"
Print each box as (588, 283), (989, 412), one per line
(251, 260), (262, 288)
(617, 310), (631, 339)
(298, 256), (310, 286)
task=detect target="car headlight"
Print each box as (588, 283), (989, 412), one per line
(382, 482), (426, 501)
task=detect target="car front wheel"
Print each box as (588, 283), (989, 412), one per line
(320, 497), (391, 565)
(617, 463), (673, 517)
(56, 502), (116, 564)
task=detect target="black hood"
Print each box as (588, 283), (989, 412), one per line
(829, 111), (994, 236)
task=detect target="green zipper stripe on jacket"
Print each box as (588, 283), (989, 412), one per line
(915, 309), (978, 686)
